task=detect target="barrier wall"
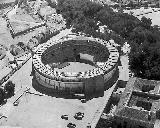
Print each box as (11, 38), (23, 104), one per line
(34, 64), (117, 95)
(35, 68), (84, 93)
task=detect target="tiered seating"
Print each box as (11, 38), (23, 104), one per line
(32, 35), (119, 82)
(57, 62), (70, 69)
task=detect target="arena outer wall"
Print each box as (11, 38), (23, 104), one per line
(32, 35), (119, 99)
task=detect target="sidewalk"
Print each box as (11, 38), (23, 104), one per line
(118, 55), (129, 81)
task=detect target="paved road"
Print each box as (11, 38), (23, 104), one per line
(118, 55), (129, 81)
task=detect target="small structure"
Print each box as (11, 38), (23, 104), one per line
(114, 77), (160, 128)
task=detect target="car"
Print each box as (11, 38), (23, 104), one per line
(67, 123), (76, 128)
(87, 125), (91, 128)
(61, 115), (68, 120)
(81, 99), (86, 103)
(74, 112), (84, 120)
(13, 101), (19, 106)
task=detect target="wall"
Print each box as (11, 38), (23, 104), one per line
(34, 63), (118, 97)
(104, 64), (117, 83)
(35, 69), (84, 94)
(84, 74), (104, 100)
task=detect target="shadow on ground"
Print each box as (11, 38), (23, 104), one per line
(31, 67), (119, 101)
(32, 77), (85, 100)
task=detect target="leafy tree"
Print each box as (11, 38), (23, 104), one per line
(129, 42), (160, 80)
(4, 81), (15, 99)
(141, 16), (152, 29)
(109, 13), (141, 38)
(17, 42), (27, 51)
(128, 1), (134, 8)
(0, 88), (5, 105)
(10, 44), (24, 56)
(56, 0), (102, 33)
(129, 26), (148, 44)
(17, 42), (24, 47)
(96, 8), (113, 26)
(110, 31), (125, 45)
(46, 0), (57, 8)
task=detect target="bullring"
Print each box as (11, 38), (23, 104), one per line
(32, 35), (119, 99)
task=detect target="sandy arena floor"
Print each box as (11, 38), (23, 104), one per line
(54, 62), (95, 73)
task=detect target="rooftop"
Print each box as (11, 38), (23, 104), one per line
(114, 77), (160, 125)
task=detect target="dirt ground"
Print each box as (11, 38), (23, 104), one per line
(54, 62), (95, 73)
(0, 18), (16, 48)
(0, 17), (46, 49)
(1, 84), (115, 128)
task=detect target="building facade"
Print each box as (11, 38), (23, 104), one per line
(114, 77), (160, 128)
(32, 35), (119, 99)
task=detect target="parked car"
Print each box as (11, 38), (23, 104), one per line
(61, 115), (68, 120)
(13, 101), (19, 106)
(81, 99), (86, 103)
(74, 112), (84, 120)
(67, 123), (76, 128)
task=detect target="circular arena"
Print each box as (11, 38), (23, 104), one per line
(32, 35), (119, 99)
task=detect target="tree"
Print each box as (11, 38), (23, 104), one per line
(141, 16), (152, 29)
(109, 31), (124, 45)
(109, 13), (140, 39)
(0, 88), (5, 105)
(129, 44), (160, 80)
(156, 109), (160, 119)
(17, 42), (27, 51)
(46, 0), (57, 8)
(128, 1), (134, 8)
(96, 8), (113, 26)
(56, 0), (102, 32)
(4, 81), (15, 99)
(17, 42), (24, 47)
